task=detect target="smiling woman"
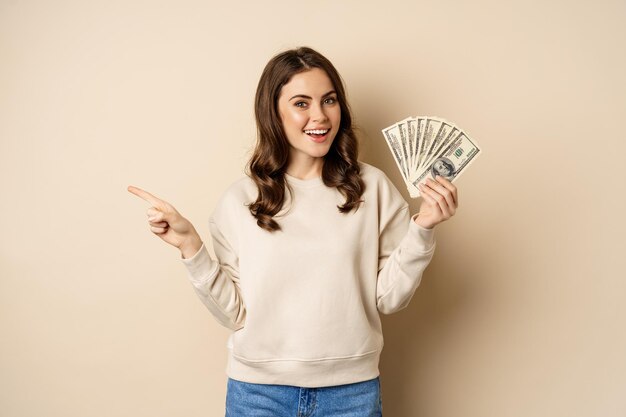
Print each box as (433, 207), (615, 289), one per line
(128, 46), (458, 417)
(247, 47), (365, 233)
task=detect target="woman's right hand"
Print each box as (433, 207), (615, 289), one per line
(127, 185), (202, 256)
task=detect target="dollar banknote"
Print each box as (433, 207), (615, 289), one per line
(381, 116), (481, 198)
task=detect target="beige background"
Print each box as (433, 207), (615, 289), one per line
(1, 0), (625, 416)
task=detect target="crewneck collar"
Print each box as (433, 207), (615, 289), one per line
(284, 172), (324, 188)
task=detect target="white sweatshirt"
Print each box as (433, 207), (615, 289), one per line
(180, 161), (436, 388)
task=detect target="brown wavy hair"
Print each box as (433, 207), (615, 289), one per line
(244, 47), (365, 232)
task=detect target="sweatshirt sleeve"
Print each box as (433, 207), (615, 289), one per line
(179, 218), (246, 330)
(376, 206), (436, 315)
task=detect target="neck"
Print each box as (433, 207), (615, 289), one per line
(286, 157), (324, 180)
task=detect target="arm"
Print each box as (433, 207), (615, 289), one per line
(376, 207), (436, 314)
(376, 174), (459, 314)
(180, 219), (246, 330)
(127, 183), (247, 330)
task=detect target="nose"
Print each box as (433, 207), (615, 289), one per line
(310, 102), (328, 123)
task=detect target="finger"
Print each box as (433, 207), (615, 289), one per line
(418, 184), (440, 210)
(150, 225), (168, 234)
(426, 178), (454, 207)
(426, 178), (455, 214)
(148, 220), (168, 227)
(128, 185), (164, 207)
(420, 182), (451, 218)
(434, 176), (458, 207)
(146, 207), (163, 220)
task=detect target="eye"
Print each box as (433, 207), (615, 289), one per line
(294, 101), (308, 108)
(324, 97), (337, 105)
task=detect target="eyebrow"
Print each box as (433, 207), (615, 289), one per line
(289, 90), (337, 101)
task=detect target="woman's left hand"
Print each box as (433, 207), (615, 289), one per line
(414, 176), (458, 229)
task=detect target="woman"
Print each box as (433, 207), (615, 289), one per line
(128, 46), (457, 416)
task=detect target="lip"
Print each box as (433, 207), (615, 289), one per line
(303, 127), (331, 131)
(306, 131), (329, 143)
(303, 127), (331, 143)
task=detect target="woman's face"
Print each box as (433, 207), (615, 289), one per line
(277, 68), (341, 166)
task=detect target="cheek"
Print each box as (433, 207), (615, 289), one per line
(283, 108), (308, 130)
(331, 107), (342, 126)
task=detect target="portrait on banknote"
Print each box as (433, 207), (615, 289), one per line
(431, 158), (456, 180)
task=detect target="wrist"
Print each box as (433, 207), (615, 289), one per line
(413, 214), (435, 230)
(180, 234), (203, 259)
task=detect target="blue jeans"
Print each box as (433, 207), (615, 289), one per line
(225, 376), (383, 416)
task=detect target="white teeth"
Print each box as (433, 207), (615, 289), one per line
(304, 129), (329, 135)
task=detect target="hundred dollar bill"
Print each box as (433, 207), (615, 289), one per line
(406, 117), (422, 175)
(381, 120), (420, 196)
(421, 120), (458, 170)
(381, 115), (481, 199)
(417, 118), (442, 170)
(411, 131), (481, 194)
(396, 117), (414, 174)
(381, 123), (410, 182)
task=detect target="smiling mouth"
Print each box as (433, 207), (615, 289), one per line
(304, 129), (330, 136)
(303, 129), (330, 142)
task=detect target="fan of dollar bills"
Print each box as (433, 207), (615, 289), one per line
(381, 116), (481, 198)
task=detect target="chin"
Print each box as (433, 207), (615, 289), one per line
(308, 148), (332, 158)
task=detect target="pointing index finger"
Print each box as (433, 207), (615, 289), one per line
(127, 185), (163, 207)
